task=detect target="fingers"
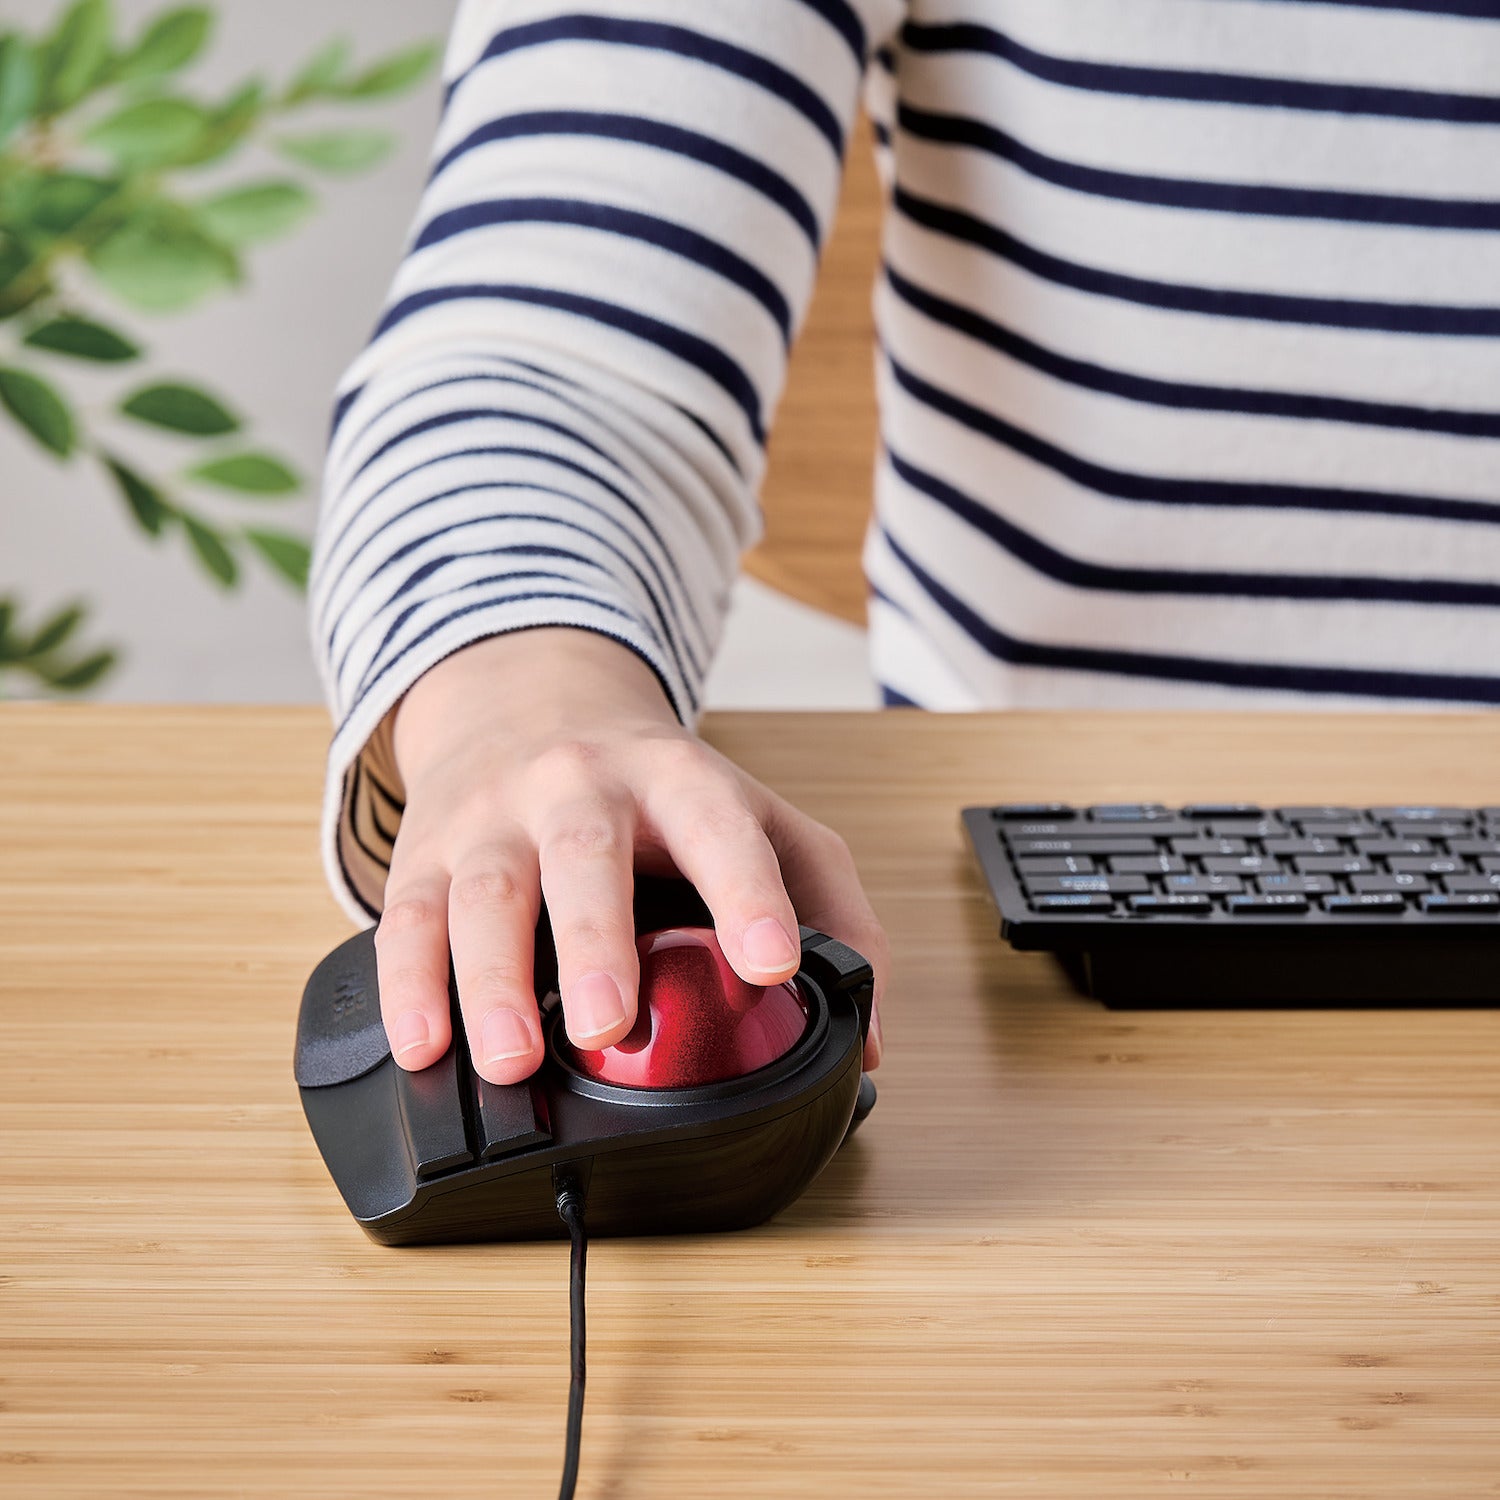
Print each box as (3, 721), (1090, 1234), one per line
(373, 875), (456, 1073)
(758, 792), (889, 1071)
(644, 765), (802, 988)
(537, 793), (640, 1051)
(447, 855), (544, 1085)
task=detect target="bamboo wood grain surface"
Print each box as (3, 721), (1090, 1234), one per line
(3, 705), (1499, 1498)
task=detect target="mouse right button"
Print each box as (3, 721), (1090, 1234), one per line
(474, 1076), (551, 1160)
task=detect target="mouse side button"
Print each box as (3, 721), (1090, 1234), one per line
(295, 930), (391, 1088)
(474, 1076), (551, 1160)
(395, 1041), (474, 1178)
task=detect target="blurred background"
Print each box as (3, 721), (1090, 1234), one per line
(1, 0), (880, 709)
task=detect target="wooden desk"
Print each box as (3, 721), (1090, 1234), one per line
(3, 707), (1498, 1498)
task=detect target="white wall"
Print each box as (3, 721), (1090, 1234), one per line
(1, 0), (876, 710)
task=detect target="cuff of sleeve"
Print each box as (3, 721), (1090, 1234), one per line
(319, 601), (694, 926)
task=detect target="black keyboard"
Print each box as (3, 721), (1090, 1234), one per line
(962, 802), (1500, 1005)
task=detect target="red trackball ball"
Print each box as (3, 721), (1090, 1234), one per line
(568, 927), (809, 1089)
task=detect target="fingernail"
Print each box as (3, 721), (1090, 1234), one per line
(481, 1007), (536, 1064)
(742, 918), (798, 971)
(393, 1009), (429, 1058)
(569, 971), (627, 1039)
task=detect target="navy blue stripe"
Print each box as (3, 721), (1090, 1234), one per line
(868, 580), (913, 621)
(885, 265), (1500, 439)
(328, 479), (705, 691)
(459, 16), (844, 154)
(899, 103), (1500, 231)
(791, 0), (866, 60)
(322, 375), (708, 639)
(430, 111), (821, 247)
(882, 531), (1500, 706)
(413, 198), (792, 345)
(350, 404), (620, 486)
(887, 355), (1500, 528)
(355, 567), (608, 700)
(888, 450), (1500, 607)
(902, 20), (1500, 124)
(894, 187), (1500, 336)
(364, 764), (406, 818)
(345, 762), (393, 872)
(881, 685), (921, 707)
(374, 282), (766, 444)
(343, 533), (696, 695)
(1294, 0), (1500, 17)
(330, 385), (362, 440)
(351, 586), (641, 717)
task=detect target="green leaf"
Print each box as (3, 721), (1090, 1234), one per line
(173, 78), (264, 167)
(273, 128), (393, 175)
(24, 314), (138, 361)
(182, 513), (237, 585)
(0, 35), (40, 147)
(282, 36), (350, 104)
(45, 648), (117, 691)
(339, 40), (440, 100)
(24, 603), (85, 657)
(188, 451), (299, 494)
(121, 380), (238, 435)
(113, 7), (212, 82)
(86, 202), (239, 312)
(83, 96), (210, 168)
(0, 365), (74, 455)
(23, 171), (119, 236)
(102, 453), (171, 536)
(244, 527), (310, 589)
(196, 180), (313, 246)
(39, 0), (112, 114)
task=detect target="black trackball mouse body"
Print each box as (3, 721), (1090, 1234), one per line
(295, 886), (877, 1245)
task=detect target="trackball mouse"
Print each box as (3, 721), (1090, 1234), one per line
(295, 900), (877, 1245)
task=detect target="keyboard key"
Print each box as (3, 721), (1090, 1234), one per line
(1263, 837), (1345, 857)
(1108, 854), (1187, 875)
(1088, 803), (1170, 821)
(1323, 894), (1409, 914)
(1024, 875), (1150, 896)
(1294, 855), (1372, 875)
(1255, 874), (1336, 896)
(1389, 821), (1472, 841)
(1371, 806), (1472, 823)
(1204, 855), (1281, 875)
(1165, 874), (1244, 895)
(1226, 894), (1310, 915)
(1441, 874), (1500, 894)
(1170, 837), (1247, 856)
(1295, 820), (1373, 838)
(1351, 874), (1431, 895)
(994, 803), (1074, 820)
(998, 821), (1078, 838)
(1030, 894), (1116, 912)
(1480, 857), (1500, 874)
(1182, 803), (1262, 819)
(1206, 819), (1282, 839)
(1421, 893), (1500, 913)
(1442, 839), (1500, 858)
(1354, 838), (1432, 857)
(1011, 837), (1157, 856)
(1389, 857), (1464, 876)
(1129, 894), (1213, 913)
(1277, 805), (1357, 822)
(1017, 856), (1097, 876)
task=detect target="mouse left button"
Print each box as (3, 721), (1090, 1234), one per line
(394, 1041), (474, 1178)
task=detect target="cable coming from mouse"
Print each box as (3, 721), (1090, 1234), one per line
(554, 1172), (588, 1500)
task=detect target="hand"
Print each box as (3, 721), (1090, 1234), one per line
(371, 627), (887, 1085)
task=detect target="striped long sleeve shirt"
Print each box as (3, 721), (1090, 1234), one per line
(312, 0), (1500, 921)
